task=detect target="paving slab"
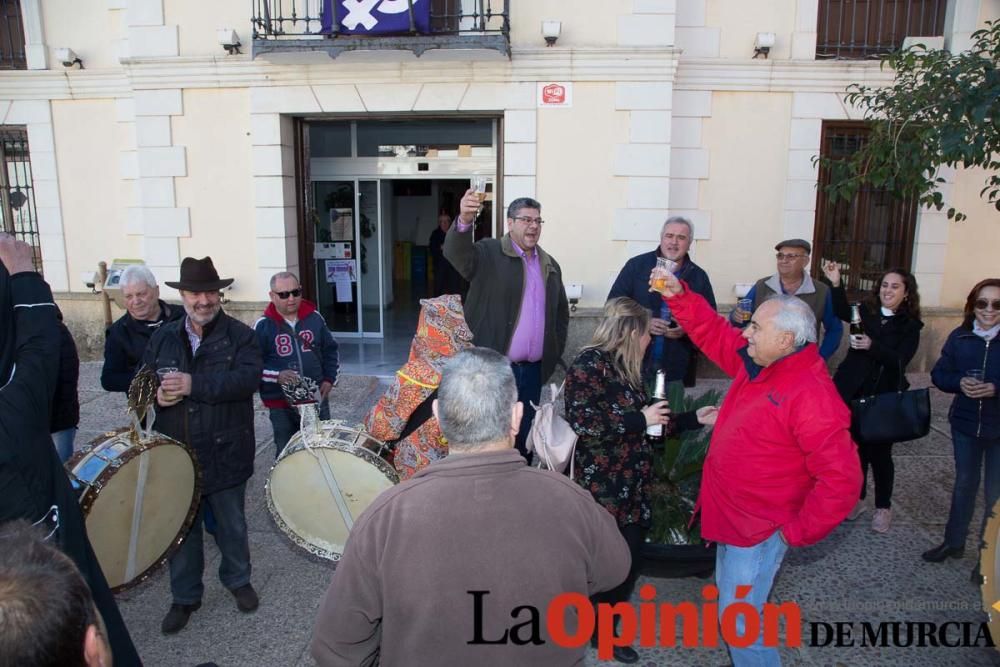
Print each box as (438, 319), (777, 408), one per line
(69, 365), (1000, 666)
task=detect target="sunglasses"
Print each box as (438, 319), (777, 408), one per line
(275, 288), (302, 299)
(775, 252), (806, 261)
(974, 299), (1000, 311)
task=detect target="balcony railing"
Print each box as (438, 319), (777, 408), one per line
(252, 0), (510, 59)
(816, 0), (946, 59)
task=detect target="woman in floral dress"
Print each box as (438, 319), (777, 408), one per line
(565, 297), (693, 663)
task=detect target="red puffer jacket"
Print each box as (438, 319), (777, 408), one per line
(668, 286), (861, 547)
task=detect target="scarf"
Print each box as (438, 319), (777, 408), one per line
(973, 321), (1000, 341)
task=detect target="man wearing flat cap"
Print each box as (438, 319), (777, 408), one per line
(143, 256), (263, 634)
(733, 239), (843, 360)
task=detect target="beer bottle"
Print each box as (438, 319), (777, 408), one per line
(646, 370), (667, 440)
(850, 303), (864, 336)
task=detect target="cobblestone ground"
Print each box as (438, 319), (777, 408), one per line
(74, 363), (1000, 666)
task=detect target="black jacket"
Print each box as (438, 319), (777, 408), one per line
(830, 285), (924, 402)
(444, 230), (569, 382)
(143, 311), (262, 495)
(50, 318), (80, 432)
(607, 249), (716, 386)
(101, 299), (183, 392)
(932, 327), (1000, 439)
(0, 272), (141, 665)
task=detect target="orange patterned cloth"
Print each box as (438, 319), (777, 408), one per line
(365, 295), (473, 480)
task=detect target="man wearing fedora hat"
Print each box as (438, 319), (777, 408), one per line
(143, 256), (264, 634)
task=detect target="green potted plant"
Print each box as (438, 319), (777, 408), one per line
(642, 381), (721, 578)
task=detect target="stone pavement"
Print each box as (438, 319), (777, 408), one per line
(74, 362), (1000, 666)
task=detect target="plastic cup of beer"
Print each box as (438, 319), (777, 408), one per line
(156, 367), (179, 383)
(737, 298), (753, 323)
(966, 369), (986, 383)
(157, 367), (179, 399)
(650, 257), (678, 293)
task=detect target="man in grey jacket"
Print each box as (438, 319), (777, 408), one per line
(310, 348), (629, 667)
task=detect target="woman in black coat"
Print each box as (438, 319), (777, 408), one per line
(0, 234), (141, 665)
(822, 262), (924, 534)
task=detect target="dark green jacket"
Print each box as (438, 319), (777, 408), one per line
(444, 229), (569, 382)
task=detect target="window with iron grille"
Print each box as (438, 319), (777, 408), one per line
(816, 0), (947, 59)
(0, 0), (26, 70)
(812, 122), (918, 297)
(0, 127), (42, 272)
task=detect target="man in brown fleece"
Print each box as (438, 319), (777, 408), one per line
(310, 347), (630, 666)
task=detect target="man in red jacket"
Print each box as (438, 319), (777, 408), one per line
(654, 269), (860, 666)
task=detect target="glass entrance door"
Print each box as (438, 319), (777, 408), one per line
(311, 179), (383, 337)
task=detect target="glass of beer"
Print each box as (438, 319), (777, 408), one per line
(650, 257), (678, 293)
(470, 176), (488, 218)
(736, 298), (753, 323)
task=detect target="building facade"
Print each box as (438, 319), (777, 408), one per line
(0, 0), (997, 369)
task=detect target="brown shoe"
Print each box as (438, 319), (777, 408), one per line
(231, 583), (259, 612)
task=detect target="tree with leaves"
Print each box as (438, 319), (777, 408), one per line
(821, 21), (1000, 221)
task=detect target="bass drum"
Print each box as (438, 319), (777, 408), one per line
(267, 421), (398, 561)
(982, 497), (1000, 647)
(66, 427), (200, 592)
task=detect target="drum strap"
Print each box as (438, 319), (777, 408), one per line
(125, 451), (152, 581)
(315, 451), (354, 531)
(390, 389), (439, 446)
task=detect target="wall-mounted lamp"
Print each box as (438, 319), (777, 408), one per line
(541, 20), (561, 47)
(217, 28), (242, 55)
(753, 32), (775, 59)
(55, 47), (83, 69)
(565, 282), (582, 312)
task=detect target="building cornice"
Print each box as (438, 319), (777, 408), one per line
(674, 57), (894, 93)
(0, 50), (896, 101)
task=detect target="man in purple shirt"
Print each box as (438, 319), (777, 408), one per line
(444, 191), (569, 460)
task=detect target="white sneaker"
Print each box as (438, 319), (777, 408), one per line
(847, 500), (867, 521)
(872, 508), (892, 533)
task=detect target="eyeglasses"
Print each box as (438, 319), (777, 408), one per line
(512, 216), (544, 226)
(775, 253), (806, 261)
(975, 299), (1000, 311)
(275, 288), (302, 299)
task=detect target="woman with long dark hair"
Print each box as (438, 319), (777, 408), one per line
(822, 263), (924, 533)
(923, 279), (1000, 582)
(565, 297), (716, 663)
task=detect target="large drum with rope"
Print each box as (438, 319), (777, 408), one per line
(266, 419), (398, 561)
(66, 427), (200, 592)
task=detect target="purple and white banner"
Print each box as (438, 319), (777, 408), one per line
(324, 0), (431, 35)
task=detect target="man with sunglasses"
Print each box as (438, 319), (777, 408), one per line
(444, 192), (569, 461)
(255, 271), (340, 457)
(732, 239), (843, 360)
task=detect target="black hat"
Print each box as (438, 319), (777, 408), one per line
(165, 257), (234, 292)
(774, 238), (811, 254)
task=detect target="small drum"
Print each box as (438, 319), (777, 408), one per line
(266, 421), (398, 561)
(66, 427), (200, 592)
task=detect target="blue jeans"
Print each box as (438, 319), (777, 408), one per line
(51, 427), (77, 463)
(269, 400), (330, 458)
(510, 361), (542, 462)
(169, 482), (251, 605)
(943, 429), (1000, 549)
(716, 531), (789, 667)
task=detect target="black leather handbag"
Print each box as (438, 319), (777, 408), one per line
(850, 362), (931, 446)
